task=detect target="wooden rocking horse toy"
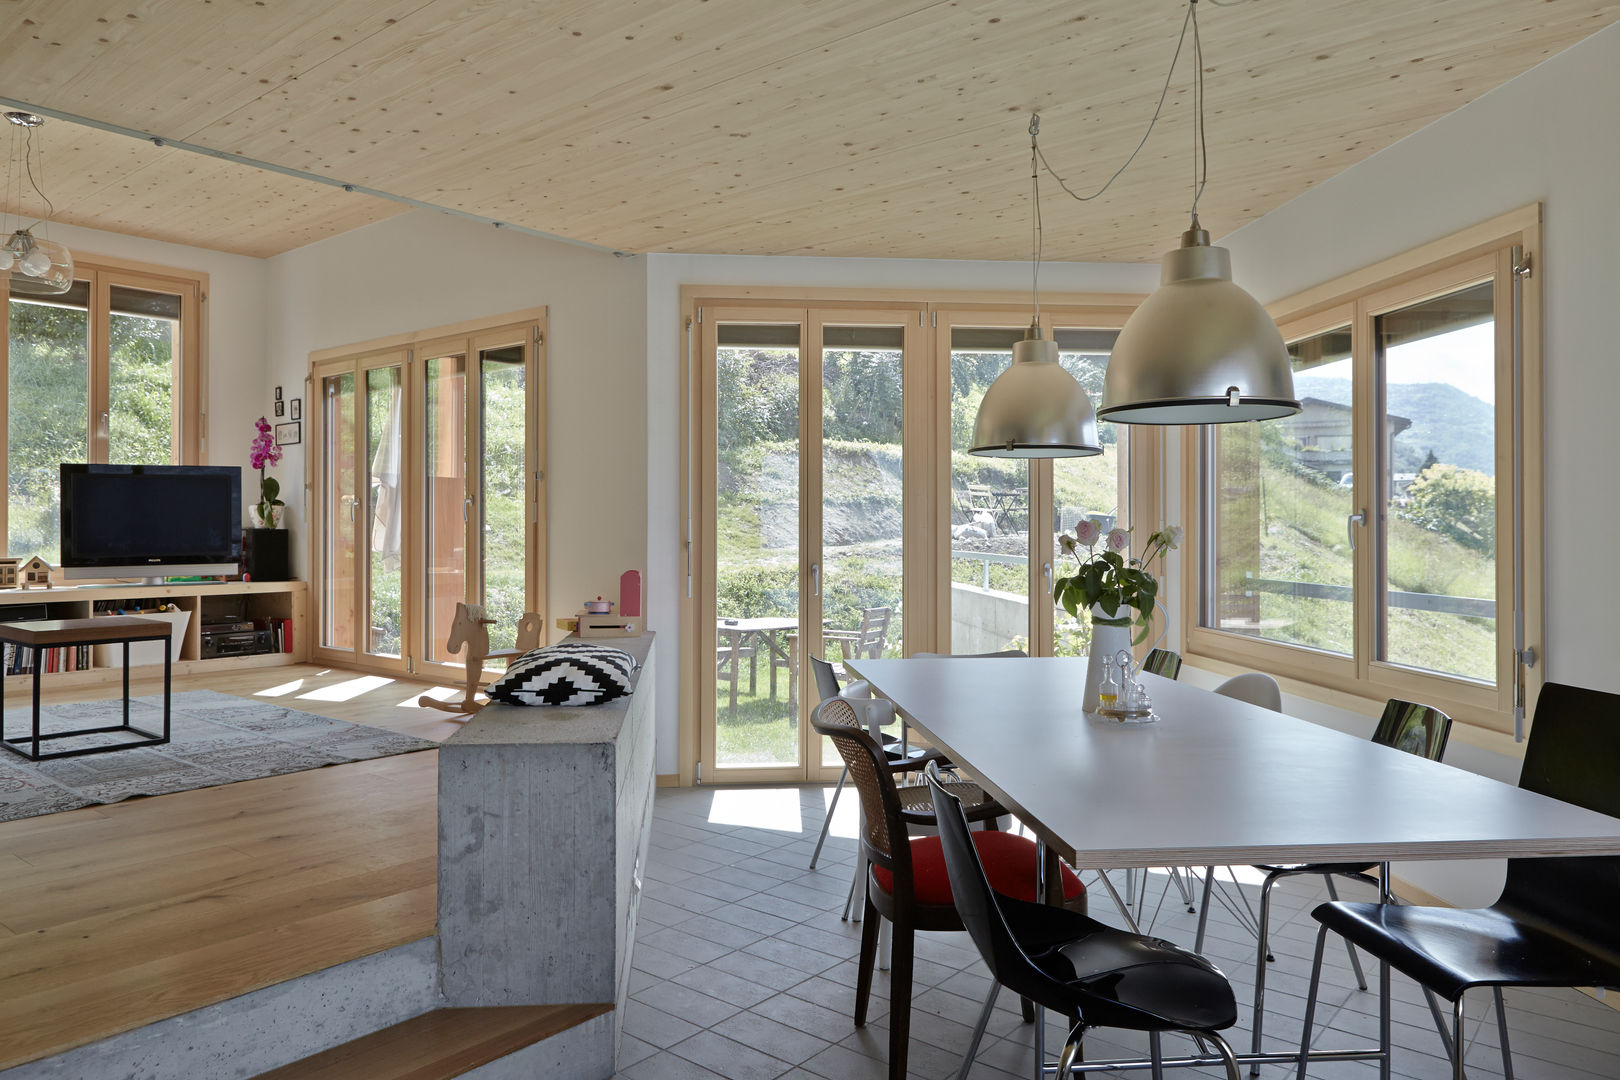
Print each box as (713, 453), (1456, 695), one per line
(418, 602), (544, 717)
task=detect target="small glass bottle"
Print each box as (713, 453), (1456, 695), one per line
(1098, 656), (1119, 711)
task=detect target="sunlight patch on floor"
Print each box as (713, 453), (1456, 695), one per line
(400, 686), (463, 708)
(707, 788), (807, 833)
(820, 781), (860, 839)
(253, 678), (305, 698)
(298, 675), (395, 702)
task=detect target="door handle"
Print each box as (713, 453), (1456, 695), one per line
(810, 563), (820, 597)
(1347, 510), (1366, 550)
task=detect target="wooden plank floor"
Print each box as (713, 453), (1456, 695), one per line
(0, 664), (471, 1071)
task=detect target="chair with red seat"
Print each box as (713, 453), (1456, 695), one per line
(812, 697), (1085, 1080)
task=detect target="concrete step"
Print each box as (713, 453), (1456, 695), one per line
(253, 1005), (614, 1080)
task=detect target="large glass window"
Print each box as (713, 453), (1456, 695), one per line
(1188, 218), (1539, 734)
(1376, 282), (1496, 682)
(1208, 327), (1355, 655)
(4, 264), (198, 563)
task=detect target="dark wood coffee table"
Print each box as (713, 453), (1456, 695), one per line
(0, 616), (174, 761)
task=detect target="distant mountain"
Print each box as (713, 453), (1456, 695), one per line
(1292, 376), (1495, 475)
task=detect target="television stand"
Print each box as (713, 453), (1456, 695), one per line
(0, 580), (306, 692)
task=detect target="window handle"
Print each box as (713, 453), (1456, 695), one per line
(463, 496), (474, 522)
(810, 563), (820, 597)
(1348, 510), (1366, 550)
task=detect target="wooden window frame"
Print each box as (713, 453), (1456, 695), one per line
(1, 253), (206, 559)
(1179, 206), (1543, 745)
(306, 308), (547, 681)
(679, 287), (1156, 786)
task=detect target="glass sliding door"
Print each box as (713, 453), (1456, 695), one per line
(946, 323), (1032, 654)
(310, 314), (544, 676)
(710, 319), (803, 771)
(477, 339), (529, 660)
(818, 320), (906, 769)
(365, 364), (405, 658)
(421, 349), (468, 664)
(319, 371), (358, 652)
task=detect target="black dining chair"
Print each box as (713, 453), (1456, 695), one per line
(925, 765), (1243, 1080)
(1219, 696), (1452, 1072)
(1295, 682), (1620, 1080)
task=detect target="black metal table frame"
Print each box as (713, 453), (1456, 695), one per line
(1, 630), (173, 762)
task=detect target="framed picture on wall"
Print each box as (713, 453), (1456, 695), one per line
(290, 398), (302, 421)
(274, 400), (284, 417)
(274, 385), (282, 402)
(274, 422), (301, 446)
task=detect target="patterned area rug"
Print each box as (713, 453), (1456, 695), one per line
(0, 689), (437, 823)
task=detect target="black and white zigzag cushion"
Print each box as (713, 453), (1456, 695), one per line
(487, 643), (636, 707)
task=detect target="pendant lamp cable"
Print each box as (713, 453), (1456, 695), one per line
(1030, 113), (1043, 326)
(1031, 0), (1222, 228)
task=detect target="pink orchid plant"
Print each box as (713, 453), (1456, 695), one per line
(1055, 522), (1181, 643)
(249, 417), (284, 526)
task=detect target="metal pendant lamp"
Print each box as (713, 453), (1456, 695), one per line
(1098, 215), (1297, 425)
(2, 111), (75, 298)
(1098, 1), (1297, 426)
(969, 117), (1101, 459)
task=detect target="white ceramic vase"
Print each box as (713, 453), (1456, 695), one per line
(249, 505), (283, 529)
(1083, 605), (1133, 712)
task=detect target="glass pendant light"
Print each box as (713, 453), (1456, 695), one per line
(969, 117), (1101, 459)
(4, 112), (74, 298)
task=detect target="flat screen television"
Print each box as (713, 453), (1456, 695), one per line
(59, 464), (242, 580)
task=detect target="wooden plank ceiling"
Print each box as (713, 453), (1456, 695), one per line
(2, 0), (1616, 261)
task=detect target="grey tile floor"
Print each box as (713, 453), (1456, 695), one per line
(620, 784), (1620, 1079)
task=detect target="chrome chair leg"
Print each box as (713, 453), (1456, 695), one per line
(1056, 1037), (1082, 1078)
(1204, 1030), (1243, 1080)
(1494, 986), (1515, 1080)
(1294, 923), (1331, 1080)
(955, 982), (1000, 1080)
(808, 767), (846, 870)
(1322, 876), (1367, 990)
(1452, 993), (1467, 1080)
(842, 857), (864, 922)
(1149, 1031), (1165, 1080)
(1248, 874), (1280, 1075)
(1424, 986), (1457, 1061)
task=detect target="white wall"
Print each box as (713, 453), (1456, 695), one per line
(1166, 22), (1620, 904)
(15, 220), (269, 484)
(644, 253), (1159, 775)
(264, 210), (648, 633)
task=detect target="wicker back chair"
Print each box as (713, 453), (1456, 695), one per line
(812, 697), (1084, 1080)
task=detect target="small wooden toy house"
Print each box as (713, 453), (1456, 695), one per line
(0, 557), (18, 589)
(19, 556), (52, 589)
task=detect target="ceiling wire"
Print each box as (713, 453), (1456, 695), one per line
(1032, 0), (1195, 206)
(1033, 0), (1220, 228)
(1031, 114), (1043, 324)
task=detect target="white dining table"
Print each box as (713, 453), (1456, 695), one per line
(845, 656), (1620, 1078)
